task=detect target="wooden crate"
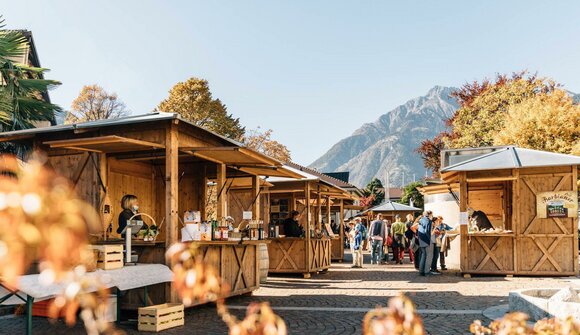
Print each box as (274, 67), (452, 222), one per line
(138, 303), (184, 332)
(89, 244), (124, 270)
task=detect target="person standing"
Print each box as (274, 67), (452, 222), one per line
(283, 210), (304, 237)
(390, 215), (407, 264)
(417, 210), (435, 276)
(368, 214), (386, 265)
(434, 216), (454, 271)
(352, 218), (364, 268)
(347, 221), (357, 267)
(404, 214), (416, 264)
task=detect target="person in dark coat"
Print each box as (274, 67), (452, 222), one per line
(117, 194), (146, 238)
(283, 210), (304, 237)
(417, 210), (434, 276)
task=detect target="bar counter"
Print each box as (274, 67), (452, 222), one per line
(267, 237), (331, 278)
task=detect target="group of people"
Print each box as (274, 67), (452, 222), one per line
(346, 211), (455, 275)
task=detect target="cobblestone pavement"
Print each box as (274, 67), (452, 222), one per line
(1, 252), (578, 335)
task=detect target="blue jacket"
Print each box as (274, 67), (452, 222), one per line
(353, 229), (363, 250)
(417, 215), (432, 245)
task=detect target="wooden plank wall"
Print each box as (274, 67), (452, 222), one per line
(516, 166), (577, 275)
(48, 153), (100, 209)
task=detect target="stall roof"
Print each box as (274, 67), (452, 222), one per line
(440, 146), (580, 172)
(0, 112), (301, 179)
(362, 201), (421, 214)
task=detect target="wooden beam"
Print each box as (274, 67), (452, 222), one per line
(467, 176), (517, 183)
(252, 175), (260, 222)
(181, 146), (239, 152)
(326, 195), (331, 229)
(459, 171), (469, 273)
(339, 199), (344, 259)
(573, 166), (579, 274)
(45, 135), (164, 149)
(216, 163), (227, 218)
(238, 147), (279, 166)
(317, 185), (322, 230)
(165, 123), (179, 302)
(305, 182), (312, 274)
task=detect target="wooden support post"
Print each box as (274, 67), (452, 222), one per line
(252, 175), (261, 221)
(326, 196), (331, 230)
(459, 171), (469, 273)
(305, 182), (311, 274)
(512, 169), (520, 274)
(317, 185), (322, 230)
(165, 123), (179, 303)
(339, 199), (344, 260)
(200, 164), (207, 219)
(165, 123), (179, 248)
(216, 163), (227, 219)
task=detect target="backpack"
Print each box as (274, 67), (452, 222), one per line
(357, 223), (367, 240)
(371, 220), (383, 237)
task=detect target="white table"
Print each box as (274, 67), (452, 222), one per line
(0, 264), (173, 334)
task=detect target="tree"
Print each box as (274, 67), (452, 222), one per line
(448, 72), (556, 149)
(243, 127), (291, 162)
(157, 78), (245, 140)
(494, 89), (580, 155)
(416, 132), (450, 174)
(0, 17), (62, 154)
(417, 72), (558, 175)
(399, 181), (424, 209)
(362, 178), (385, 207)
(64, 85), (128, 124)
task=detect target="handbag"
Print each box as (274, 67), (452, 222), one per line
(386, 235), (393, 247)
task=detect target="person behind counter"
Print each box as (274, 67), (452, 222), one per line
(283, 210), (304, 237)
(117, 194), (148, 237)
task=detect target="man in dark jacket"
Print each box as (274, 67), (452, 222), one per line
(283, 210), (304, 237)
(417, 210), (434, 276)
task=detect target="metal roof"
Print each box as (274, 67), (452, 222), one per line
(0, 112), (243, 147)
(440, 146), (580, 172)
(364, 201), (421, 213)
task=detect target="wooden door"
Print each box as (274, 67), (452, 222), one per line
(517, 170), (577, 275)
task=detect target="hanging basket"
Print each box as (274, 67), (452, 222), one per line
(129, 212), (160, 242)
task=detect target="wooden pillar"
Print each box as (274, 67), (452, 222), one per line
(216, 163), (227, 219)
(200, 164), (208, 219)
(326, 196), (331, 230)
(317, 185), (322, 230)
(459, 171), (468, 272)
(305, 182), (311, 274)
(165, 123), (179, 248)
(339, 199), (344, 257)
(98, 153), (109, 238)
(252, 175), (261, 221)
(165, 123), (179, 303)
(512, 168), (520, 274)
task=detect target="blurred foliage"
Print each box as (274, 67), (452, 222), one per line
(471, 312), (580, 335)
(363, 294), (425, 335)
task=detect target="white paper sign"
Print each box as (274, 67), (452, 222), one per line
(243, 211), (253, 220)
(459, 212), (469, 225)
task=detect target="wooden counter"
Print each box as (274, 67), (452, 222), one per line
(267, 237), (331, 278)
(462, 233), (515, 275)
(187, 240), (269, 304)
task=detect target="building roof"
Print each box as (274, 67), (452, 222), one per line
(440, 146), (580, 172)
(363, 201), (421, 213)
(324, 172), (349, 183)
(0, 112), (242, 147)
(269, 161), (360, 189)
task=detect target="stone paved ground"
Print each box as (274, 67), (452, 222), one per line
(1, 252), (579, 335)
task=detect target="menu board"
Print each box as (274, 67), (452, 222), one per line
(536, 191), (578, 218)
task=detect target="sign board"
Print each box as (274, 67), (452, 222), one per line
(243, 211), (253, 220)
(536, 191), (578, 219)
(459, 212), (469, 225)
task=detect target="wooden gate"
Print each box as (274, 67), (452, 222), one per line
(517, 170), (578, 275)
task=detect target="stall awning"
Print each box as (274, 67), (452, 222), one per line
(44, 135), (164, 153)
(181, 146), (302, 179)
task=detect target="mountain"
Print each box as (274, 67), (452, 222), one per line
(309, 86), (459, 188)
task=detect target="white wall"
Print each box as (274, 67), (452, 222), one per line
(424, 193), (461, 270)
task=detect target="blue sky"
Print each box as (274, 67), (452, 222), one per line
(4, 1), (580, 165)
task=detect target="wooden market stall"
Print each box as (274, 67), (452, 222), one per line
(0, 112), (300, 307)
(265, 163), (356, 277)
(439, 146), (579, 276)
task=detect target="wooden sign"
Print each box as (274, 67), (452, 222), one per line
(536, 191), (578, 218)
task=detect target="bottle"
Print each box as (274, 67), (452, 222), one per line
(258, 220), (264, 240)
(212, 220), (220, 240)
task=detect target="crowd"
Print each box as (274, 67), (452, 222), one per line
(346, 211), (454, 276)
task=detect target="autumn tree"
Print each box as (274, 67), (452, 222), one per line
(399, 181), (424, 209)
(157, 78), (245, 140)
(418, 72), (559, 175)
(362, 178), (385, 208)
(243, 127), (291, 162)
(494, 89), (580, 155)
(65, 84), (128, 124)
